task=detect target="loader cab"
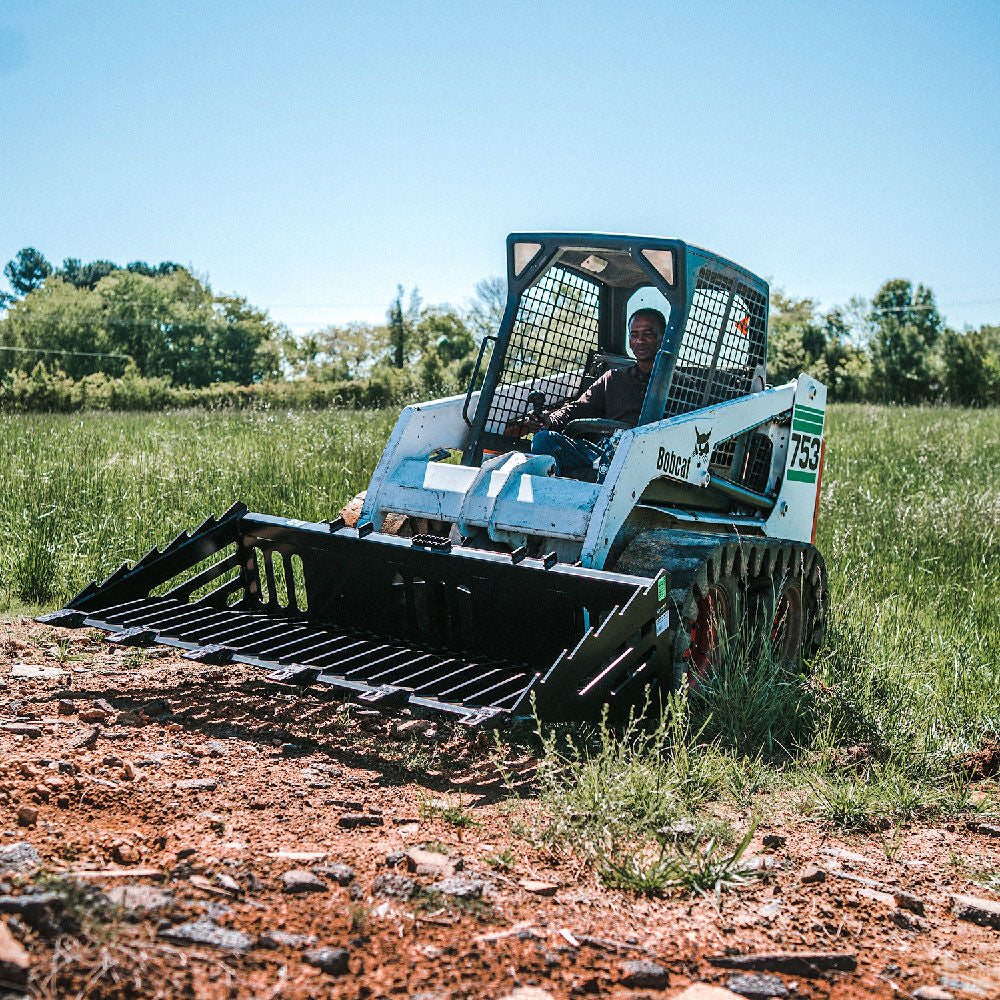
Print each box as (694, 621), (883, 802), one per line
(461, 233), (769, 467)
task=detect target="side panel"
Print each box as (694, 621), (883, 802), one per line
(763, 374), (828, 542)
(580, 382), (800, 568)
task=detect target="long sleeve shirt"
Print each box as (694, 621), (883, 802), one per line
(547, 364), (651, 431)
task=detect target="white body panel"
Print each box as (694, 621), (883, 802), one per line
(361, 391), (475, 527)
(363, 375), (827, 568)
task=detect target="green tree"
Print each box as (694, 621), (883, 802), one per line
(869, 279), (943, 403)
(818, 307), (871, 401)
(418, 306), (475, 363)
(60, 259), (119, 289)
(0, 266), (285, 387)
(0, 278), (116, 379)
(467, 276), (506, 342)
(307, 322), (387, 380)
(386, 285), (422, 369)
(212, 294), (285, 383)
(4, 248), (52, 298)
(941, 325), (1000, 406)
(766, 290), (823, 385)
(413, 307), (476, 395)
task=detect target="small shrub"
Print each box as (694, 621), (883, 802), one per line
(597, 822), (760, 899)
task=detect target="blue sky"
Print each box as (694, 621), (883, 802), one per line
(2, 1), (997, 334)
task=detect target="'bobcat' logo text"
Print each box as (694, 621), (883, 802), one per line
(656, 448), (691, 478)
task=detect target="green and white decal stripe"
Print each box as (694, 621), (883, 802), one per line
(792, 402), (825, 435)
(786, 468), (817, 483)
(786, 400), (824, 485)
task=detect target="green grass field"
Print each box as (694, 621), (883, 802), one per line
(0, 408), (397, 610)
(2, 403), (998, 804)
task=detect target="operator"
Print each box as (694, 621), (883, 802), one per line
(523, 308), (665, 476)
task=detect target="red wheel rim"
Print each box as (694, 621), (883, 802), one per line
(686, 585), (731, 685)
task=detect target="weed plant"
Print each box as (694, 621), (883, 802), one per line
(597, 823), (760, 899)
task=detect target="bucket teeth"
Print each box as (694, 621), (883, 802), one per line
(266, 666), (320, 686)
(101, 562), (132, 587)
(192, 513), (218, 534)
(458, 706), (503, 728)
(135, 546), (162, 568)
(34, 609), (88, 629)
(181, 644), (234, 665)
(357, 684), (409, 707)
(163, 531), (191, 555)
(71, 581), (100, 603)
(105, 626), (156, 647)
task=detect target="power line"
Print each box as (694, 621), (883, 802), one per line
(0, 345), (134, 361)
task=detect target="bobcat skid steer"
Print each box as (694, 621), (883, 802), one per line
(38, 234), (829, 727)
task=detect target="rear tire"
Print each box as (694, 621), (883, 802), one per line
(685, 573), (743, 688)
(748, 554), (826, 670)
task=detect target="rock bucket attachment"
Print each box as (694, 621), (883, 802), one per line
(37, 503), (673, 725)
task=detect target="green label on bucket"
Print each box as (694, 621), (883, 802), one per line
(657, 577), (667, 602)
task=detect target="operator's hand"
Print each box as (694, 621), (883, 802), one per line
(521, 412), (551, 433)
(504, 412), (550, 437)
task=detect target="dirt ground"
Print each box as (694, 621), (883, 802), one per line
(2, 617), (999, 1000)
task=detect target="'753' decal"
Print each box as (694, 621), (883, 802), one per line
(787, 432), (821, 483)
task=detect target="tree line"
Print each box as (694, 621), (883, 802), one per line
(767, 280), (1000, 406)
(0, 245), (997, 411)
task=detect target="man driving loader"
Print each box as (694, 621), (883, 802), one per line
(524, 308), (665, 475)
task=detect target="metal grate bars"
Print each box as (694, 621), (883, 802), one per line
(664, 267), (767, 418)
(483, 265), (600, 435)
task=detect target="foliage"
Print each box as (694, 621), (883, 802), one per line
(0, 364), (424, 413)
(941, 325), (1000, 406)
(386, 285), (423, 369)
(767, 290), (871, 400)
(3, 243), (996, 408)
(0, 268), (284, 387)
(868, 279), (944, 403)
(467, 276), (506, 341)
(0, 408), (398, 612)
(529, 693), (725, 855)
(57, 256), (181, 290)
(3, 247), (52, 297)
(597, 823), (760, 898)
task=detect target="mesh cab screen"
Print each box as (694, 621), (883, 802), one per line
(664, 266), (767, 417)
(482, 265), (601, 436)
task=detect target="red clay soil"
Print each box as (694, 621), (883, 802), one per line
(1, 617), (999, 1000)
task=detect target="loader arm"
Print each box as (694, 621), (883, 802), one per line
(583, 374), (827, 567)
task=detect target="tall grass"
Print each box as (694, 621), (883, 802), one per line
(0, 408), (396, 609)
(811, 404), (1000, 764)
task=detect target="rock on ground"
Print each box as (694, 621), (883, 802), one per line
(727, 971), (791, 998)
(0, 918), (30, 987)
(281, 869), (327, 894)
(620, 958), (670, 988)
(303, 946), (350, 974)
(951, 893), (1000, 930)
(0, 842), (41, 877)
(159, 918), (252, 953)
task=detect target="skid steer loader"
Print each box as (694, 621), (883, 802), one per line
(38, 233), (829, 727)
